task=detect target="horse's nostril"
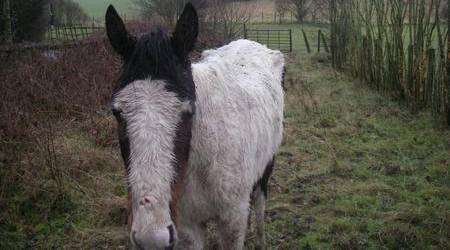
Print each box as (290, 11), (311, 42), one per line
(131, 226), (175, 249)
(131, 231), (144, 250)
(168, 224), (175, 245)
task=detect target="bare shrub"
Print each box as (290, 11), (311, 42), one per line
(329, 0), (449, 123)
(49, 0), (89, 25)
(310, 0), (329, 23)
(0, 39), (120, 203)
(133, 0), (180, 25)
(0, 41), (118, 137)
(275, 0), (330, 23)
(0, 0), (49, 42)
(288, 0), (311, 23)
(0, 17), (225, 246)
(201, 0), (254, 42)
(275, 0), (292, 23)
(133, 0), (209, 25)
(132, 0), (252, 43)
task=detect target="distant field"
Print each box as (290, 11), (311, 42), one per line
(74, 0), (137, 20)
(73, 0), (290, 23)
(72, 0), (296, 24)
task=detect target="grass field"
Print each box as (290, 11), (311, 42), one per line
(73, 0), (296, 23)
(1, 22), (449, 249)
(259, 55), (449, 249)
(246, 24), (449, 248)
(74, 0), (136, 20)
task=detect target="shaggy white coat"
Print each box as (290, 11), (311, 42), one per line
(114, 39), (285, 249)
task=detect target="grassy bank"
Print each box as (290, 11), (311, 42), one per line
(256, 52), (450, 249)
(74, 0), (136, 19)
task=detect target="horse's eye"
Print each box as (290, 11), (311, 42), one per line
(112, 108), (122, 118)
(139, 196), (155, 206)
(181, 101), (194, 115)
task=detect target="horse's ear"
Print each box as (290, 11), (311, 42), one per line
(171, 3), (198, 60)
(105, 5), (135, 58)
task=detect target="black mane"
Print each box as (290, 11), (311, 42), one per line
(118, 27), (196, 102)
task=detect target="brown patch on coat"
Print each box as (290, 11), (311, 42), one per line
(127, 189), (133, 229)
(260, 158), (275, 198)
(169, 111), (194, 226)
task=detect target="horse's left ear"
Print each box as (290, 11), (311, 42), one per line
(171, 3), (199, 60)
(105, 5), (135, 58)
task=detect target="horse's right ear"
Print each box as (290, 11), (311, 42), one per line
(171, 3), (199, 60)
(105, 5), (135, 58)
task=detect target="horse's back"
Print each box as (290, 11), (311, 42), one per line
(190, 39), (284, 200)
(197, 39), (285, 87)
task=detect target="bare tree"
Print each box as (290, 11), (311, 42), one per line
(133, 0), (178, 24)
(440, 0), (448, 19)
(309, 0), (329, 23)
(275, 0), (291, 23)
(202, 0), (254, 41)
(289, 0), (311, 23)
(286, 0), (329, 23)
(132, 0), (254, 43)
(133, 0), (208, 25)
(49, 0), (88, 25)
(447, 0), (450, 126)
(0, 0), (49, 42)
(1, 0), (13, 43)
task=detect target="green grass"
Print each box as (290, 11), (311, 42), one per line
(1, 23), (449, 249)
(242, 23), (449, 249)
(74, 0), (136, 20)
(257, 54), (450, 248)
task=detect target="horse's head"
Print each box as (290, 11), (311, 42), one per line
(106, 3), (198, 249)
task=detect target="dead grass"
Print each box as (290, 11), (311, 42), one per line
(0, 23), (228, 248)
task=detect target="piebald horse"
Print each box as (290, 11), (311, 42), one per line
(106, 3), (284, 250)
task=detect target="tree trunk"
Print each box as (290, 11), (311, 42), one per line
(447, 0), (449, 127)
(2, 0), (13, 43)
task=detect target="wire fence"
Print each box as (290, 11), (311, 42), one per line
(46, 24), (103, 43)
(244, 25), (292, 53)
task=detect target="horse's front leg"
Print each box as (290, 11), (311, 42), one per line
(217, 201), (250, 250)
(176, 221), (207, 250)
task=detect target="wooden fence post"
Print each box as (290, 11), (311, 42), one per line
(56, 26), (61, 40)
(321, 32), (329, 53)
(329, 0), (337, 67)
(278, 30), (280, 50)
(69, 26), (75, 41)
(289, 29), (292, 52)
(425, 48), (435, 106)
(63, 26), (69, 41)
(302, 29), (310, 54)
(318, 30), (321, 52)
(243, 23), (247, 39)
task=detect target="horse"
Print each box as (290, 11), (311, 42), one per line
(105, 3), (285, 249)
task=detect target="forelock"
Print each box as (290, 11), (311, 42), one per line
(118, 27), (180, 89)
